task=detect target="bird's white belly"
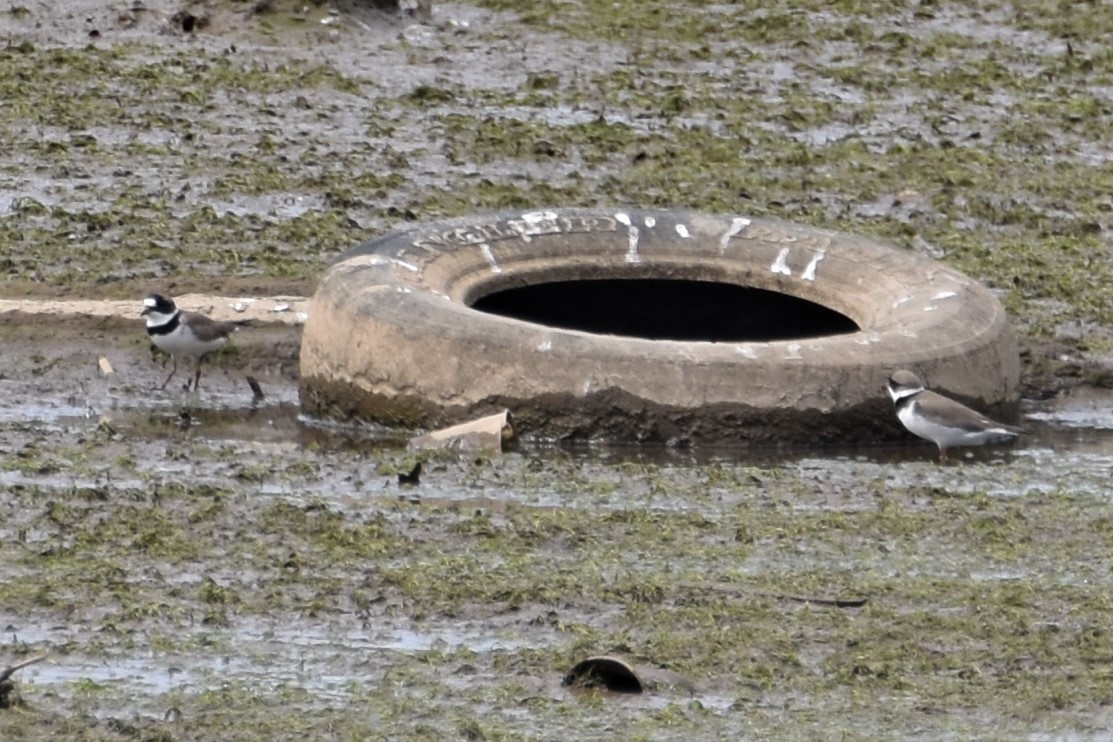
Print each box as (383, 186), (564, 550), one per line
(897, 404), (1011, 449)
(152, 328), (227, 358)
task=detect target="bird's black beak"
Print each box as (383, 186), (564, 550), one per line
(140, 307), (151, 316)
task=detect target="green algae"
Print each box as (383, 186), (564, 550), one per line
(5, 403), (1113, 738)
(2, 0), (1110, 364)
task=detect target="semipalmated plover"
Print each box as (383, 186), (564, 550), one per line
(886, 370), (1022, 463)
(141, 293), (241, 391)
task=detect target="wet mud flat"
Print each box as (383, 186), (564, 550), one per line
(2, 316), (1113, 739)
(2, 0), (1113, 737)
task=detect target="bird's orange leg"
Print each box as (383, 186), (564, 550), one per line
(191, 360), (204, 392)
(160, 357), (179, 390)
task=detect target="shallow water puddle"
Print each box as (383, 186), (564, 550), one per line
(9, 618), (552, 707)
(1026, 386), (1113, 430)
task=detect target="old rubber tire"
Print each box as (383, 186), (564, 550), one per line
(299, 208), (1020, 445)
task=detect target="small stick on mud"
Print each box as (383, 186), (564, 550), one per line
(398, 461), (422, 487)
(246, 375), (265, 404)
(751, 591), (868, 608)
(0, 655), (47, 709)
(679, 582), (867, 608)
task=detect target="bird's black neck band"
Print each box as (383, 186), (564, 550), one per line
(147, 311), (181, 336)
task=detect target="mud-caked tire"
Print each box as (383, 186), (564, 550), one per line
(299, 208), (1020, 445)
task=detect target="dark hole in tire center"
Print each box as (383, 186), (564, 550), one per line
(471, 279), (860, 342)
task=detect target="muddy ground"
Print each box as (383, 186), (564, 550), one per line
(4, 314), (1113, 740)
(3, 0), (1113, 739)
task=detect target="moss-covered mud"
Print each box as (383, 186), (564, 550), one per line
(3, 318), (1113, 738)
(1, 0), (1112, 390)
(5, 0), (1113, 738)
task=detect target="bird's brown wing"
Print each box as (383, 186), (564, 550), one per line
(181, 311), (239, 342)
(917, 391), (1021, 433)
